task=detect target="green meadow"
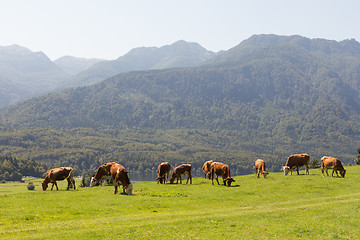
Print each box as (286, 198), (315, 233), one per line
(1, 167), (360, 240)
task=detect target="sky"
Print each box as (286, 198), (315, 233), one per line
(0, 0), (359, 61)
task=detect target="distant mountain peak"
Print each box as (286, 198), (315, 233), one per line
(63, 40), (215, 88)
(54, 56), (105, 75)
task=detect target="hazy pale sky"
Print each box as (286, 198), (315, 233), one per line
(0, 0), (359, 60)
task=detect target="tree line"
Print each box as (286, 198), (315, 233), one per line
(0, 155), (48, 181)
(0, 127), (358, 182)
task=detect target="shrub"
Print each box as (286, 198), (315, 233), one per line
(309, 159), (320, 169)
(27, 182), (35, 190)
(354, 148), (360, 165)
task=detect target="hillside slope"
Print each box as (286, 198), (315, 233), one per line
(1, 35), (360, 166)
(0, 45), (69, 108)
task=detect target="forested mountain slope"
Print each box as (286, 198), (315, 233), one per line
(1, 35), (359, 173)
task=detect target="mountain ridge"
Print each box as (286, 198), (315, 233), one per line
(59, 40), (215, 88)
(1, 34), (360, 172)
(0, 41), (215, 108)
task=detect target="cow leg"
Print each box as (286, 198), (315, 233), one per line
(325, 168), (329, 177)
(186, 173), (192, 184)
(296, 167), (300, 175)
(54, 182), (59, 191)
(114, 183), (118, 194)
(331, 169), (335, 177)
(179, 175), (182, 184)
(67, 179), (71, 190)
(215, 175), (220, 185)
(305, 165), (309, 175)
(99, 178), (103, 186)
(72, 179), (76, 189)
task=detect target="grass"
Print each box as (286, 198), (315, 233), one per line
(1, 166), (360, 239)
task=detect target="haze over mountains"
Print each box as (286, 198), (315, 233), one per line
(1, 34), (360, 171)
(59, 40), (215, 89)
(53, 56), (105, 75)
(0, 45), (69, 107)
(0, 41), (215, 108)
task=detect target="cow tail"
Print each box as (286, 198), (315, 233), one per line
(66, 168), (74, 180)
(227, 166), (231, 178)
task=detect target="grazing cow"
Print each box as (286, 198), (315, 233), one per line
(42, 167), (75, 191)
(211, 162), (235, 186)
(90, 162), (117, 187)
(255, 159), (269, 179)
(202, 160), (214, 179)
(110, 163), (133, 195)
(169, 164), (192, 184)
(156, 162), (171, 184)
(321, 156), (346, 178)
(281, 153), (310, 175)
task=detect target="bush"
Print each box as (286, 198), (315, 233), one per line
(79, 171), (91, 187)
(309, 159), (321, 169)
(354, 148), (360, 165)
(27, 182), (35, 190)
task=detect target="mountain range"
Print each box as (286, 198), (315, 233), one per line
(0, 45), (69, 108)
(59, 40), (215, 88)
(0, 41), (215, 109)
(0, 34), (360, 171)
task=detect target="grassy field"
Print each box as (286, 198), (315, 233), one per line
(1, 166), (360, 239)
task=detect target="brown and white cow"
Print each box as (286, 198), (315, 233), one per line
(156, 162), (171, 184)
(90, 162), (117, 187)
(110, 163), (133, 195)
(281, 153), (310, 175)
(42, 167), (75, 191)
(202, 160), (214, 179)
(321, 156), (346, 178)
(210, 162), (235, 186)
(255, 159), (269, 179)
(169, 164), (192, 184)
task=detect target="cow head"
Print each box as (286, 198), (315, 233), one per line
(281, 166), (290, 175)
(340, 169), (346, 178)
(169, 173), (176, 184)
(90, 177), (97, 187)
(262, 171), (269, 179)
(225, 177), (235, 186)
(42, 181), (48, 191)
(156, 176), (165, 184)
(124, 183), (133, 195)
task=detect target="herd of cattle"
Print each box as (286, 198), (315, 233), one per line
(41, 153), (347, 194)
